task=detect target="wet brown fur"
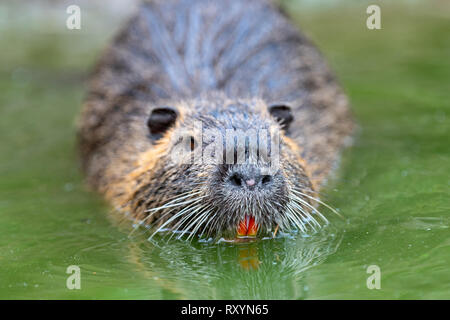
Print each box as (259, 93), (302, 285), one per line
(77, 0), (353, 238)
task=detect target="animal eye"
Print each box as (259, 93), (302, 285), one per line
(147, 107), (178, 136)
(268, 104), (294, 131)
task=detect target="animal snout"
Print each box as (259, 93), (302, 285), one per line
(227, 167), (274, 190)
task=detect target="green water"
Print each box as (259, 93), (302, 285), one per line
(0, 1), (449, 299)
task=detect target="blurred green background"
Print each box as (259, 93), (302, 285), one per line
(0, 0), (449, 299)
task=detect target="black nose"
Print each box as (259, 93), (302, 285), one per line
(227, 170), (273, 189)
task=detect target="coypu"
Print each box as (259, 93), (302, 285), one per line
(77, 0), (353, 240)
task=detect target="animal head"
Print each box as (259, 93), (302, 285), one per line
(112, 93), (324, 240)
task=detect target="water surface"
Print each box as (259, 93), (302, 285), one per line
(0, 1), (449, 299)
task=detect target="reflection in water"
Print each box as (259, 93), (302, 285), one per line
(127, 227), (342, 299)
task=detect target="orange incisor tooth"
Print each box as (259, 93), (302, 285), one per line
(247, 216), (258, 236)
(237, 215), (258, 237)
(237, 221), (247, 237)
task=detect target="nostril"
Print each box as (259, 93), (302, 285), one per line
(261, 175), (272, 185)
(228, 172), (273, 188)
(229, 173), (243, 187)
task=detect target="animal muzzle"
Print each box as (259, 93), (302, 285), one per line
(213, 164), (288, 237)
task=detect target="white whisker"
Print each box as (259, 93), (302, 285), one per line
(291, 189), (342, 218)
(176, 206), (212, 240)
(285, 205), (307, 233)
(290, 198), (325, 227)
(187, 209), (213, 241)
(147, 198), (205, 241)
(166, 204), (207, 241)
(144, 191), (204, 213)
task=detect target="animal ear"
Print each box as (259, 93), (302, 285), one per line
(147, 106), (178, 135)
(269, 104), (293, 131)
